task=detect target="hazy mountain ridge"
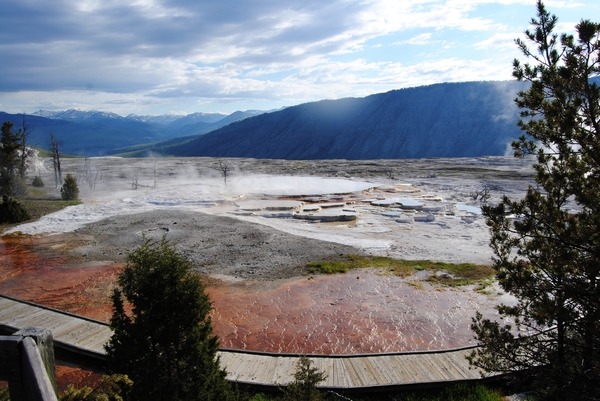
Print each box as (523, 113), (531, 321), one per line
(1, 112), (167, 155)
(165, 81), (530, 159)
(3, 80), (545, 158)
(1, 109), (264, 155)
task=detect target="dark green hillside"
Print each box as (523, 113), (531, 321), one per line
(164, 80), (529, 160)
(0, 112), (167, 155)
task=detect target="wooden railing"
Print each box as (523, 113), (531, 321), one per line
(0, 327), (58, 401)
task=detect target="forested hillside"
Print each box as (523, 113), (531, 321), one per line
(165, 81), (528, 159)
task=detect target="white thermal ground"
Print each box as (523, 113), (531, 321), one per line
(5, 157), (535, 265)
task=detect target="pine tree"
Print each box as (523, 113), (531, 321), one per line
(468, 2), (600, 399)
(60, 174), (79, 201)
(282, 356), (327, 401)
(0, 121), (24, 196)
(105, 238), (234, 401)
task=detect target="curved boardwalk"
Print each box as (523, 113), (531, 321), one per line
(0, 295), (491, 390)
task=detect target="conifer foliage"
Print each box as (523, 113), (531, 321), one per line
(469, 2), (600, 399)
(105, 238), (234, 401)
(282, 356), (328, 401)
(60, 174), (79, 201)
(0, 195), (30, 224)
(0, 121), (24, 196)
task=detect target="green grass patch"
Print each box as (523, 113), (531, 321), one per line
(20, 198), (80, 220)
(307, 255), (494, 286)
(425, 262), (495, 287)
(0, 185), (81, 232)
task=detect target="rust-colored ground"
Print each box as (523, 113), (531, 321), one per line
(1, 234), (499, 354)
(208, 272), (494, 354)
(1, 232), (500, 389)
(0, 234), (120, 322)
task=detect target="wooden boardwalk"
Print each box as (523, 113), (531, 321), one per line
(0, 294), (491, 390)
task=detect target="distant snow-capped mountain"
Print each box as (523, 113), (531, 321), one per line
(125, 113), (188, 125)
(32, 109), (230, 126)
(33, 109), (123, 121)
(4, 108), (267, 156)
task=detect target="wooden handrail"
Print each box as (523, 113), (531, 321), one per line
(0, 328), (58, 401)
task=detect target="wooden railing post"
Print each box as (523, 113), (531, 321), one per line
(14, 327), (57, 393)
(0, 327), (59, 401)
(18, 337), (58, 401)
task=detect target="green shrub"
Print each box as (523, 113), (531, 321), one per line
(106, 238), (235, 401)
(59, 374), (132, 401)
(32, 175), (44, 187)
(282, 356), (327, 401)
(61, 174), (79, 201)
(0, 195), (31, 224)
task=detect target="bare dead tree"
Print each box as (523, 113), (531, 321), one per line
(131, 168), (139, 190)
(213, 159), (233, 185)
(153, 160), (157, 188)
(469, 185), (491, 203)
(50, 132), (62, 188)
(82, 156), (101, 191)
(18, 115), (35, 179)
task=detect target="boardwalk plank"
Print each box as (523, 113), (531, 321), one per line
(421, 354), (454, 382)
(250, 354), (276, 384)
(3, 308), (48, 326)
(388, 354), (418, 384)
(272, 355), (295, 385)
(359, 357), (388, 385)
(402, 355), (431, 382)
(365, 356), (397, 385)
(0, 301), (31, 318)
(1, 304), (45, 325)
(229, 352), (257, 383)
(220, 352), (245, 382)
(341, 358), (366, 387)
(0, 296), (501, 390)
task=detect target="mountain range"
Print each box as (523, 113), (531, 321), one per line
(0, 109), (262, 155)
(1, 80), (533, 159)
(150, 80), (530, 159)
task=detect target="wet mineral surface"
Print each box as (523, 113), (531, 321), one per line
(1, 234), (502, 355)
(208, 271), (500, 354)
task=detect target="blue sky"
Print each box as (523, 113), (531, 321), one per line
(0, 0), (596, 116)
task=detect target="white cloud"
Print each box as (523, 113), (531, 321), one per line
(397, 33), (434, 45)
(474, 32), (522, 50)
(0, 0), (595, 114)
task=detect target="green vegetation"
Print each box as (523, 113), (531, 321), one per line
(0, 195), (31, 224)
(469, 2), (600, 399)
(0, 182), (80, 231)
(60, 174), (79, 201)
(281, 356), (327, 401)
(59, 374), (133, 401)
(424, 262), (495, 287)
(0, 387), (9, 401)
(31, 175), (44, 187)
(246, 382), (505, 401)
(105, 237), (236, 401)
(307, 255), (494, 286)
(355, 383), (505, 401)
(0, 121), (26, 196)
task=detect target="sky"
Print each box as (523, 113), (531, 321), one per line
(0, 0), (596, 117)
